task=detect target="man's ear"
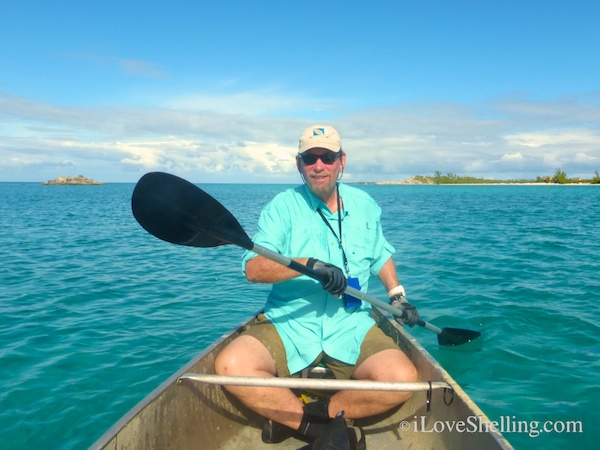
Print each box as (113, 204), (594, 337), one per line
(295, 155), (302, 173)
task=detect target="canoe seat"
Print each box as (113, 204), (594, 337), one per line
(301, 364), (334, 379)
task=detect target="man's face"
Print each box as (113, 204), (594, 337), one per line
(296, 148), (346, 201)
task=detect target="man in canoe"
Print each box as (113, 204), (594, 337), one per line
(215, 125), (420, 448)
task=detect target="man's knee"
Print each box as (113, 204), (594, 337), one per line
(214, 335), (277, 377)
(389, 353), (418, 387)
(403, 360), (419, 383)
(355, 349), (416, 380)
(392, 357), (418, 405)
(214, 345), (235, 376)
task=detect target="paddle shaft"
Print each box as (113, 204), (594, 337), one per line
(250, 242), (444, 335)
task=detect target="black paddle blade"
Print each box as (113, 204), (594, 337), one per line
(131, 172), (253, 249)
(437, 327), (482, 346)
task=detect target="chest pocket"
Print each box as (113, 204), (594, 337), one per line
(287, 218), (329, 257)
(344, 218), (379, 275)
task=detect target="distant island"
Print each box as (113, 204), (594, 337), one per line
(42, 175), (105, 185)
(371, 169), (600, 185)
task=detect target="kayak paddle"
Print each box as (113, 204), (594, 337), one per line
(131, 171), (481, 346)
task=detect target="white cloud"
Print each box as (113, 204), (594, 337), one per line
(501, 152), (524, 161)
(1, 91), (599, 182)
(504, 129), (600, 148)
(465, 160), (488, 172)
(65, 52), (167, 78)
(574, 152), (598, 163)
(165, 88), (343, 117)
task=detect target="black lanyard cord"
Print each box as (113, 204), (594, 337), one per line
(316, 185), (351, 276)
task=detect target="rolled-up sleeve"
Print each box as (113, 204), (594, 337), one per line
(369, 213), (395, 276)
(242, 195), (290, 274)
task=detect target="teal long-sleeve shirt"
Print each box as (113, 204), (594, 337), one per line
(242, 183), (395, 375)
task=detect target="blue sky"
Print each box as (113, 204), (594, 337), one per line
(1, 0), (599, 183)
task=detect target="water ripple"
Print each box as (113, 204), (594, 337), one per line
(0, 183), (598, 449)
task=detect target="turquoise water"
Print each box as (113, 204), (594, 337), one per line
(1, 182), (598, 449)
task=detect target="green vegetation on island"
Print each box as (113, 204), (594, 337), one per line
(379, 169), (600, 185)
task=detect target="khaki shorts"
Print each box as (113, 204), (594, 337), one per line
(241, 313), (400, 379)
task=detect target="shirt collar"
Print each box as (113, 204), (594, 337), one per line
(301, 183), (350, 216)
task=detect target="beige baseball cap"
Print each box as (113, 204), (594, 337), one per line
(298, 125), (342, 153)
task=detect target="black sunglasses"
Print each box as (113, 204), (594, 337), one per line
(298, 151), (342, 165)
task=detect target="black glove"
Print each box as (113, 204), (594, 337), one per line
(390, 295), (420, 327)
(307, 258), (347, 296)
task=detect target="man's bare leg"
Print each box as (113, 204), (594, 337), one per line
(214, 335), (305, 429)
(216, 341), (417, 425)
(328, 349), (418, 419)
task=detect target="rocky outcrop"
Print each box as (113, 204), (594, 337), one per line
(43, 175), (105, 185)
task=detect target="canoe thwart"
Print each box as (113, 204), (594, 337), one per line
(178, 373), (452, 392)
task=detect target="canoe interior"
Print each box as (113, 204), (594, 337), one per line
(92, 308), (512, 449)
